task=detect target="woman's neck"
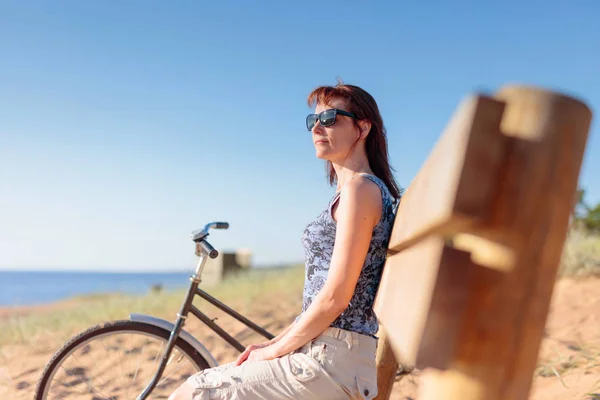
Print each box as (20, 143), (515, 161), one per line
(334, 163), (374, 192)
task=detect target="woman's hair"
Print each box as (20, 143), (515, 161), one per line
(307, 80), (403, 203)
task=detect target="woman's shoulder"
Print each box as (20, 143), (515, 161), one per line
(337, 175), (383, 223)
(344, 174), (383, 201)
(351, 174), (398, 221)
(352, 173), (394, 202)
(336, 173), (395, 211)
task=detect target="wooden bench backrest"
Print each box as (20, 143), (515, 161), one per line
(373, 85), (592, 400)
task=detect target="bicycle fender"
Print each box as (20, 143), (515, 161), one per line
(129, 313), (219, 368)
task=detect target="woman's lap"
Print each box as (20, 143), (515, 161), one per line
(171, 327), (377, 400)
(181, 353), (348, 399)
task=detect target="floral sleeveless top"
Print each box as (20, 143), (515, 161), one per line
(298, 173), (397, 338)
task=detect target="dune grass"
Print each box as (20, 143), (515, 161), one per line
(558, 228), (600, 277)
(0, 264), (305, 348)
(2, 228), (598, 349)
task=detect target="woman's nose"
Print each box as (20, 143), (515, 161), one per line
(311, 120), (324, 134)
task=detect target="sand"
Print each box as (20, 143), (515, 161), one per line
(1, 276), (598, 399)
(389, 277), (600, 400)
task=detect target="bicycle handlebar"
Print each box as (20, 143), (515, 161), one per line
(198, 240), (219, 259)
(191, 221), (229, 242)
(204, 222), (229, 232)
(191, 221), (229, 259)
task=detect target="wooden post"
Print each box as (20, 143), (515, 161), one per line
(374, 94), (510, 395)
(373, 85), (592, 400)
(418, 86), (591, 400)
(374, 327), (406, 400)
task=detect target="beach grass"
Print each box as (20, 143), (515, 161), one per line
(0, 264), (305, 348)
(2, 227), (598, 350)
(558, 228), (600, 277)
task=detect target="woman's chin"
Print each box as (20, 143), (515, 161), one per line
(315, 153), (328, 160)
(314, 149), (331, 160)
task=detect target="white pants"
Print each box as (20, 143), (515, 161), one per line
(185, 327), (378, 399)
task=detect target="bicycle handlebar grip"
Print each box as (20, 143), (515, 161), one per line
(199, 240), (219, 259)
(214, 222), (229, 229)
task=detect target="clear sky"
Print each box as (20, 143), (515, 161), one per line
(1, 1), (599, 271)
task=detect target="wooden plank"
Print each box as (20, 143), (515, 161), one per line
(375, 237), (495, 370)
(375, 237), (445, 368)
(416, 246), (500, 370)
(386, 94), (507, 254)
(417, 86), (592, 400)
(374, 328), (400, 400)
(374, 93), (511, 398)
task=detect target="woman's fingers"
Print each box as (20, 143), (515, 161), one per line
(235, 350), (249, 366)
(234, 342), (272, 366)
(235, 345), (256, 366)
(234, 353), (246, 366)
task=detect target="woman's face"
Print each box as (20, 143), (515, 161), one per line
(311, 98), (360, 162)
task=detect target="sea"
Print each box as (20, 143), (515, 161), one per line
(0, 270), (194, 307)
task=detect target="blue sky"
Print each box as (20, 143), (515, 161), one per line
(1, 1), (599, 271)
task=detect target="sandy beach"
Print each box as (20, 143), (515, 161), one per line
(1, 275), (599, 399)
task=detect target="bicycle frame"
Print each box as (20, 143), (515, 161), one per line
(136, 223), (274, 400)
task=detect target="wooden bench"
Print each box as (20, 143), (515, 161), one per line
(372, 85), (593, 400)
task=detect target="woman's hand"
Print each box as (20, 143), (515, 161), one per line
(235, 342), (271, 366)
(245, 345), (279, 363)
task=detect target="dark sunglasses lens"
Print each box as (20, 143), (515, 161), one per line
(306, 114), (318, 131)
(320, 109), (336, 126)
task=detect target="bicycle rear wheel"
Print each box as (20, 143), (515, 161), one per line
(35, 320), (211, 400)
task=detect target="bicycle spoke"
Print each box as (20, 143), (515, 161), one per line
(125, 332), (135, 400)
(99, 335), (128, 395)
(55, 361), (113, 400)
(82, 340), (111, 390)
(156, 352), (193, 388)
(129, 338), (148, 396)
(49, 367), (89, 397)
(152, 339), (165, 369)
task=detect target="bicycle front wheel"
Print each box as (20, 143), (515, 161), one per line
(35, 320), (212, 400)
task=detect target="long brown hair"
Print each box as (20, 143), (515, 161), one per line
(307, 80), (402, 203)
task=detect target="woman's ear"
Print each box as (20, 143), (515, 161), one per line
(358, 120), (372, 139)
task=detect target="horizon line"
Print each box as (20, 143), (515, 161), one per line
(0, 262), (304, 273)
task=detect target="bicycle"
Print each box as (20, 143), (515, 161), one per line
(34, 221), (275, 400)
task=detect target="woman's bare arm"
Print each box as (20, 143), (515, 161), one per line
(266, 320), (296, 344)
(235, 317), (298, 365)
(269, 176), (382, 357)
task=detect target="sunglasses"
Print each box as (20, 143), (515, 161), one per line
(306, 108), (357, 131)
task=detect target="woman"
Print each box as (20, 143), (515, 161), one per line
(169, 81), (401, 400)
